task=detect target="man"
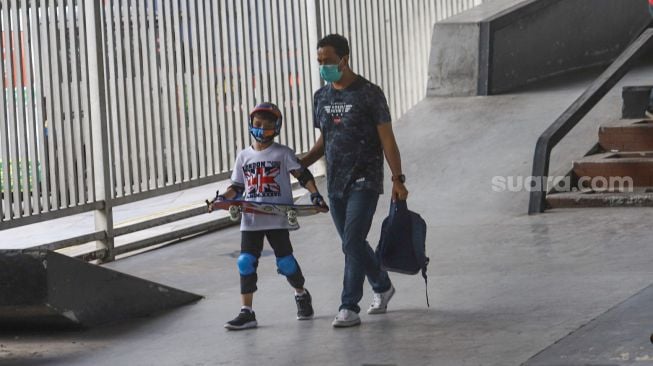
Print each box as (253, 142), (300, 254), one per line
(300, 34), (409, 327)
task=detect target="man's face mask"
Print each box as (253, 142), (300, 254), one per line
(319, 58), (343, 82)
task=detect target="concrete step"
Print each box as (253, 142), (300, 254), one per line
(573, 151), (653, 187)
(547, 187), (653, 208)
(598, 119), (653, 152)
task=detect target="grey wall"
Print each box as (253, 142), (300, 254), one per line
(427, 0), (652, 96)
(427, 23), (481, 96)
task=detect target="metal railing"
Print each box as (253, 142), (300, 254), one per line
(0, 0), (486, 260)
(528, 28), (653, 214)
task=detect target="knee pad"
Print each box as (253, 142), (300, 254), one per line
(276, 255), (298, 276)
(237, 253), (257, 276)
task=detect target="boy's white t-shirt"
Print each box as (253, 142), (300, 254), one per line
(231, 143), (302, 231)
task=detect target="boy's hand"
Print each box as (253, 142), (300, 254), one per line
(207, 192), (227, 213)
(310, 192), (329, 211)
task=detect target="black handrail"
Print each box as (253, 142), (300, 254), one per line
(528, 29), (653, 214)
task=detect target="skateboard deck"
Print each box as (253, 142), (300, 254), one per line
(206, 196), (328, 225)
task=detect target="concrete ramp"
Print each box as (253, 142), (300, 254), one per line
(0, 250), (202, 329)
(428, 0), (651, 96)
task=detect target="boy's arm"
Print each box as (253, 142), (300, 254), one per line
(219, 185), (240, 200)
(207, 183), (243, 212)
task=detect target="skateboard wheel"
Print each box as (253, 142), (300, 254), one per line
(228, 205), (241, 221)
(287, 209), (298, 225)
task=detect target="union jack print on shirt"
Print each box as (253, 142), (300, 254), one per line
(243, 161), (281, 198)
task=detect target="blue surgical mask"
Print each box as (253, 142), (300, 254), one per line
(320, 64), (343, 83)
(249, 127), (276, 143)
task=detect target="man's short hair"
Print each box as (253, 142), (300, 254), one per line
(317, 34), (350, 58)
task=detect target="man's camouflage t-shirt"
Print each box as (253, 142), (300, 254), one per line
(313, 75), (391, 198)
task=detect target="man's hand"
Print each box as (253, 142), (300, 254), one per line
(310, 192), (329, 211)
(392, 181), (409, 201)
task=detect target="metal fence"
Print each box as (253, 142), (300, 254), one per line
(318, 0), (483, 119)
(0, 0), (484, 260)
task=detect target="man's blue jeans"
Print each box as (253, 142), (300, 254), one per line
(329, 189), (392, 313)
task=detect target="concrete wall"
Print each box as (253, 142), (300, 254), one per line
(427, 0), (651, 96)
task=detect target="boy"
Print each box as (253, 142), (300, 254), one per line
(211, 102), (328, 330)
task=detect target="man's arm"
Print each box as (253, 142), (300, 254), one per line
(299, 135), (325, 168)
(290, 169), (328, 209)
(377, 123), (409, 200)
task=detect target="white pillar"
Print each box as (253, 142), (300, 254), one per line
(85, 0), (114, 261)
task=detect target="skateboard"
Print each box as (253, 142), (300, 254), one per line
(206, 192), (328, 225)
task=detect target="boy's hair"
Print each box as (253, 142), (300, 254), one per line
(317, 34), (350, 58)
(251, 110), (278, 124)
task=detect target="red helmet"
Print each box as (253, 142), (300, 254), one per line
(249, 102), (283, 142)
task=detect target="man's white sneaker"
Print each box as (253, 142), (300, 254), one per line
(367, 285), (395, 314)
(331, 309), (361, 327)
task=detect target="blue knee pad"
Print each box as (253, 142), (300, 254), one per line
(276, 255), (298, 276)
(237, 253), (257, 276)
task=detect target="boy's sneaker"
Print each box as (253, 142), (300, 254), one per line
(224, 308), (257, 330)
(367, 285), (395, 314)
(646, 105), (653, 120)
(295, 290), (314, 320)
(332, 309), (361, 327)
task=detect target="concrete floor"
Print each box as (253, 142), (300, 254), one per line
(2, 65), (653, 366)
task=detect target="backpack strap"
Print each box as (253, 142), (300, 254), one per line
(394, 199), (408, 212)
(422, 257), (430, 307)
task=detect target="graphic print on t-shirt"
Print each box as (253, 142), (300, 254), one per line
(324, 102), (352, 125)
(244, 161), (281, 198)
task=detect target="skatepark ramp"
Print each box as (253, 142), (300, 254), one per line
(427, 0), (650, 96)
(0, 250), (202, 329)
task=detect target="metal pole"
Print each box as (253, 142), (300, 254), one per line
(85, 0), (114, 261)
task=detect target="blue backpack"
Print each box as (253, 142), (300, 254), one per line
(375, 200), (430, 306)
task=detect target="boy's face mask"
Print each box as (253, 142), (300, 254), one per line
(319, 58), (343, 82)
(249, 126), (277, 143)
